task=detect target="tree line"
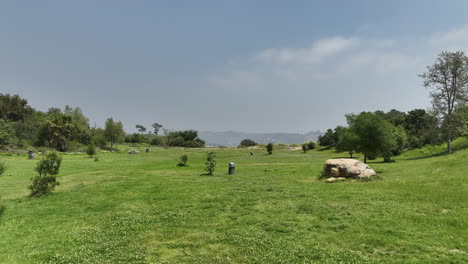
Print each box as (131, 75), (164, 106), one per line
(318, 51), (468, 162)
(0, 96), (205, 151)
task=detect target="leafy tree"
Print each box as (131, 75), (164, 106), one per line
(152, 123), (163, 135)
(104, 118), (125, 149)
(420, 51), (468, 153)
(307, 141), (316, 150)
(167, 130), (205, 148)
(318, 129), (335, 147)
(403, 109), (440, 147)
(205, 152), (216, 175)
(336, 128), (359, 158)
(302, 143), (308, 153)
(29, 152), (62, 197)
(239, 139), (257, 147)
(136, 125), (146, 134)
(44, 112), (75, 152)
(13, 111), (46, 145)
(0, 119), (17, 147)
(453, 104), (468, 136)
(64, 105), (89, 129)
(0, 93), (33, 122)
(349, 112), (397, 163)
(266, 143), (273, 155)
(177, 154), (188, 166)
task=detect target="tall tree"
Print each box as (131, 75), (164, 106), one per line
(104, 118), (125, 149)
(420, 51), (468, 153)
(136, 125), (146, 134)
(152, 123), (163, 135)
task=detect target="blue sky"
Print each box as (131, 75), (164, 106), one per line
(1, 0), (468, 133)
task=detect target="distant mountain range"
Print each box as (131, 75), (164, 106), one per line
(198, 130), (323, 147)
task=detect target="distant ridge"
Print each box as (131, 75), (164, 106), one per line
(199, 130), (323, 147)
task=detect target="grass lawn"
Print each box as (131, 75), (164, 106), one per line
(0, 142), (467, 263)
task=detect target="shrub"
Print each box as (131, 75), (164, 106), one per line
(177, 154), (188, 166)
(307, 141), (316, 150)
(302, 143), (308, 153)
(0, 160), (6, 176)
(29, 152), (62, 197)
(86, 144), (96, 157)
(205, 152), (216, 175)
(266, 143), (273, 155)
(239, 139), (257, 147)
(94, 156), (100, 162)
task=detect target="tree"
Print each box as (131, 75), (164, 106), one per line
(152, 123), (163, 135)
(318, 129), (335, 147)
(205, 152), (216, 175)
(29, 152), (62, 197)
(349, 112), (397, 163)
(0, 119), (17, 147)
(44, 112), (75, 152)
(239, 139), (257, 147)
(307, 141), (316, 150)
(403, 109), (440, 147)
(266, 143), (273, 155)
(453, 104), (468, 136)
(167, 130), (205, 148)
(302, 143), (308, 153)
(420, 51), (468, 153)
(104, 118), (125, 149)
(336, 129), (359, 158)
(136, 125), (146, 134)
(0, 93), (33, 122)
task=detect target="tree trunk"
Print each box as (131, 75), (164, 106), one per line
(447, 138), (452, 153)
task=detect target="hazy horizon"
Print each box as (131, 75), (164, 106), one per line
(2, 1), (468, 133)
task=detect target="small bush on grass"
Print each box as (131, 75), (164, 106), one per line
(86, 144), (96, 157)
(28, 152), (62, 198)
(204, 152), (216, 175)
(94, 156), (100, 162)
(266, 143), (273, 155)
(177, 154), (188, 166)
(302, 144), (309, 153)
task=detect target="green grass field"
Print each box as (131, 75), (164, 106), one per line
(0, 141), (467, 263)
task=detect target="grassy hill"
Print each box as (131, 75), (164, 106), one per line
(0, 140), (467, 263)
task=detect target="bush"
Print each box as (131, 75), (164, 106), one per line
(94, 156), (100, 162)
(307, 141), (316, 150)
(177, 154), (188, 166)
(266, 143), (273, 155)
(93, 134), (107, 149)
(205, 152), (216, 175)
(239, 139), (257, 147)
(29, 152), (62, 197)
(302, 143), (308, 153)
(86, 144), (96, 157)
(0, 160), (6, 176)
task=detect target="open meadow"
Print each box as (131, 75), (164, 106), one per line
(0, 141), (467, 264)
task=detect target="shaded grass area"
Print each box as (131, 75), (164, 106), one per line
(0, 144), (467, 263)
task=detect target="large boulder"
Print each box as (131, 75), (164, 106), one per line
(323, 159), (376, 179)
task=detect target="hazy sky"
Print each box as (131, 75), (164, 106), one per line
(2, 0), (468, 133)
